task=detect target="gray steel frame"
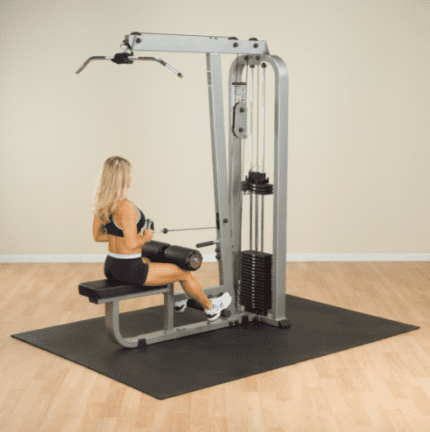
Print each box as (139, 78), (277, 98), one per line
(130, 34), (289, 323)
(83, 33), (290, 347)
(228, 54), (289, 323)
(101, 283), (232, 348)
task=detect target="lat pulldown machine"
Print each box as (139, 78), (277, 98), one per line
(78, 31), (290, 348)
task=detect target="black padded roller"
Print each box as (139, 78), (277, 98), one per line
(142, 241), (203, 271)
(141, 241), (170, 262)
(164, 245), (203, 271)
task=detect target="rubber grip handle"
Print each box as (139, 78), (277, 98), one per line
(146, 219), (155, 230)
(196, 241), (215, 248)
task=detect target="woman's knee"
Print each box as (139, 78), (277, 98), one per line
(161, 264), (190, 283)
(176, 268), (192, 282)
(166, 263), (188, 280)
(144, 262), (189, 286)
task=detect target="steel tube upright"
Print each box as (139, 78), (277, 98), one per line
(206, 53), (234, 310)
(228, 54), (289, 322)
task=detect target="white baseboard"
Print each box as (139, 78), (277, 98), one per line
(0, 254), (429, 264)
(287, 254), (430, 262)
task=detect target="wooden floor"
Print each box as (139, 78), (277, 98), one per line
(1, 261), (429, 432)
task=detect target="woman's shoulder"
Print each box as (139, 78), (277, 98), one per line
(116, 199), (137, 217)
(118, 199), (135, 207)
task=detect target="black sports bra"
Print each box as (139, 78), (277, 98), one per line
(103, 200), (146, 238)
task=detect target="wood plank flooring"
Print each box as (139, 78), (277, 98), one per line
(1, 262), (429, 431)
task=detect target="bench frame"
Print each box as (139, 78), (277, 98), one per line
(80, 279), (290, 348)
(92, 282), (239, 348)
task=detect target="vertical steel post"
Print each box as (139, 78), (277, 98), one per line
(229, 58), (247, 309)
(267, 55), (289, 320)
(206, 52), (234, 309)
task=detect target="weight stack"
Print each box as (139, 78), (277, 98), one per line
(240, 250), (272, 314)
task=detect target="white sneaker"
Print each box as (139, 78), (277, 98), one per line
(204, 293), (232, 321)
(174, 299), (188, 313)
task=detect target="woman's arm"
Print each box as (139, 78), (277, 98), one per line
(137, 229), (153, 247)
(93, 216), (108, 242)
(96, 232), (109, 242)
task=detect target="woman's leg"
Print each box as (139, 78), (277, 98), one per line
(144, 262), (212, 310)
(178, 274), (213, 311)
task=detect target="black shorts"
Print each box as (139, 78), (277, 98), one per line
(104, 253), (149, 285)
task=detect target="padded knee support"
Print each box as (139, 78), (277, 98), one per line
(142, 241), (203, 271)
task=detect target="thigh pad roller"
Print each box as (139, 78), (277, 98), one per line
(142, 241), (203, 271)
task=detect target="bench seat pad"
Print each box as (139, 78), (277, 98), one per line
(79, 279), (169, 302)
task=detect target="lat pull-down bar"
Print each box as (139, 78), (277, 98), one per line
(76, 53), (183, 77)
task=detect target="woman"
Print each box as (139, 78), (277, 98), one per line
(92, 156), (231, 321)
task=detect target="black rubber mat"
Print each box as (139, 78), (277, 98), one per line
(11, 294), (419, 400)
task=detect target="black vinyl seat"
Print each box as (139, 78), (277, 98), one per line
(79, 279), (170, 304)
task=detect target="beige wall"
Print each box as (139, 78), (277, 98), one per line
(1, 0), (429, 261)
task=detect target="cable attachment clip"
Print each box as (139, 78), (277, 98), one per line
(111, 53), (134, 65)
(120, 34), (137, 54)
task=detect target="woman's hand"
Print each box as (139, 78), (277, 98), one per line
(142, 229), (154, 242)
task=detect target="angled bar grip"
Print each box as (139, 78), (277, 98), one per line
(76, 56), (114, 74)
(76, 54), (183, 78)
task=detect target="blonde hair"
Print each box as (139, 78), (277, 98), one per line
(93, 156), (132, 229)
